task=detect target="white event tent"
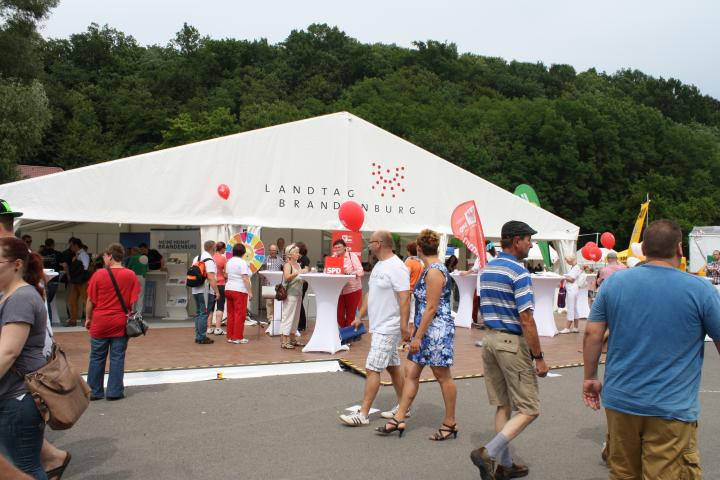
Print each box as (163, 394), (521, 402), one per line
(1, 112), (578, 254)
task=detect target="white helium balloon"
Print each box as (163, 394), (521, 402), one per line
(626, 257), (641, 268)
(138, 255), (149, 265)
(630, 242), (643, 257)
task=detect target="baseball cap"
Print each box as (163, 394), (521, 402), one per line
(0, 199), (22, 218)
(501, 220), (537, 238)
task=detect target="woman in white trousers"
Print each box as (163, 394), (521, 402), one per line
(561, 255), (582, 333)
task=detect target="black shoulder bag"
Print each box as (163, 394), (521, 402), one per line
(106, 267), (149, 337)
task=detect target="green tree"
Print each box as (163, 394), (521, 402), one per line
(159, 107), (240, 148)
(0, 0), (59, 80)
(0, 79), (51, 181)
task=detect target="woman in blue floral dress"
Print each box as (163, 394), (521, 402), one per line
(376, 229), (458, 441)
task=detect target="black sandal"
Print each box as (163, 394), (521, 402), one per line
(46, 452), (71, 480)
(430, 423), (458, 441)
(375, 417), (405, 437)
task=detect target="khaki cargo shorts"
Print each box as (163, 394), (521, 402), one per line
(606, 408), (701, 480)
(482, 330), (540, 416)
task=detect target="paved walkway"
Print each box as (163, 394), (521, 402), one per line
(46, 346), (720, 479)
(56, 313), (591, 381)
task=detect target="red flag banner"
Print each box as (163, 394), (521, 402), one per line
(331, 230), (363, 253)
(450, 200), (487, 267)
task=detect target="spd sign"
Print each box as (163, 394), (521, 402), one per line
(324, 256), (344, 275)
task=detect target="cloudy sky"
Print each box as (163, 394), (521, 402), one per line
(39, 0), (720, 99)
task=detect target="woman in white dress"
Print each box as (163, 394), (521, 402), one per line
(560, 255), (583, 333)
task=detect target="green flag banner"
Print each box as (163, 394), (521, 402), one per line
(514, 184), (552, 268)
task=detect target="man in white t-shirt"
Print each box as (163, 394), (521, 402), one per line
(191, 240), (219, 344)
(339, 230), (411, 426)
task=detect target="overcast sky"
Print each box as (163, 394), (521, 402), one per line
(39, 0), (720, 99)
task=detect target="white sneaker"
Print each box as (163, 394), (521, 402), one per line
(380, 405), (412, 419)
(559, 328), (571, 334)
(571, 327), (580, 333)
(245, 319), (258, 326)
(213, 328), (225, 335)
(339, 412), (369, 426)
(232, 339), (249, 344)
(206, 327), (213, 334)
(227, 339), (233, 343)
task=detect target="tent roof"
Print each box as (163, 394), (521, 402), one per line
(1, 112), (579, 241)
(689, 226), (720, 236)
(528, 242), (559, 262)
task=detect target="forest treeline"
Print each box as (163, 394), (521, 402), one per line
(2, 1), (720, 244)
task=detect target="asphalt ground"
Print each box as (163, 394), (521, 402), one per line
(47, 345), (720, 480)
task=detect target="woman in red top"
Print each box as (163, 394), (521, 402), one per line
(333, 239), (364, 328)
(211, 241), (228, 335)
(85, 243), (140, 401)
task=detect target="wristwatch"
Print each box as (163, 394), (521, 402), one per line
(531, 352), (544, 360)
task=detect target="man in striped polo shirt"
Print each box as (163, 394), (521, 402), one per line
(471, 221), (548, 480)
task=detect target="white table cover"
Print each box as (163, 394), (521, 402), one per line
(450, 272), (477, 328)
(259, 271), (284, 336)
(530, 274), (563, 337)
(300, 273), (353, 354)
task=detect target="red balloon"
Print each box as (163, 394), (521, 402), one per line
(581, 244), (593, 261)
(590, 247), (602, 262)
(600, 232), (615, 250)
(217, 184), (230, 200)
(585, 241), (597, 249)
(338, 201), (364, 232)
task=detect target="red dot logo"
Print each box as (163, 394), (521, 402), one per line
(370, 163), (406, 198)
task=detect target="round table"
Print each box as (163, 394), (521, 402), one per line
(450, 272), (477, 328)
(300, 273), (354, 354)
(258, 271), (284, 336)
(530, 274), (563, 337)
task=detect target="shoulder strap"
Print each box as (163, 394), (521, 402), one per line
(106, 267), (129, 315)
(348, 252), (361, 271)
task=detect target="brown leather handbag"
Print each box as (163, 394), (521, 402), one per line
(15, 343), (91, 430)
(274, 283), (288, 301)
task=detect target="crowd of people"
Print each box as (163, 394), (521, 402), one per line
(187, 236), (368, 349)
(337, 220), (720, 480)
(2, 191), (720, 479)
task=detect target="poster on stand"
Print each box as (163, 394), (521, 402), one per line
(332, 231), (363, 253)
(150, 229), (201, 257)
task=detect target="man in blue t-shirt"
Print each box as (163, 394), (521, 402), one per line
(584, 219), (720, 479)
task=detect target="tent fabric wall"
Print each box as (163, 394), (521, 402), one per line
(689, 226), (720, 273)
(1, 112), (578, 243)
(553, 240), (577, 274)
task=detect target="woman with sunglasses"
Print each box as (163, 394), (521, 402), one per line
(0, 237), (49, 478)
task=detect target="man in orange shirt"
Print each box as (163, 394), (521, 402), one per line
(404, 242), (424, 327)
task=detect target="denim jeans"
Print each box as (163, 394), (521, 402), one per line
(193, 293), (215, 341)
(87, 336), (129, 399)
(0, 394), (47, 479)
